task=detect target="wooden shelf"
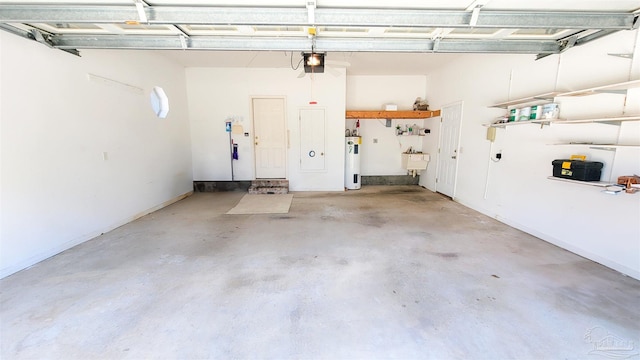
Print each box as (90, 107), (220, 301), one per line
(346, 110), (441, 119)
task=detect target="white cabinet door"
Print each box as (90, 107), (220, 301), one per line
(299, 108), (326, 171)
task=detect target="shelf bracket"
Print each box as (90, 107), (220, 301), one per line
(594, 89), (628, 95)
(607, 53), (633, 59)
(594, 121), (623, 126)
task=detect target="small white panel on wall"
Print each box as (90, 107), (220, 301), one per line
(150, 86), (169, 118)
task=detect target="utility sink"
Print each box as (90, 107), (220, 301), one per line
(402, 153), (430, 177)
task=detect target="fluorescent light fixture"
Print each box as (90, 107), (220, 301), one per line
(303, 52), (325, 73)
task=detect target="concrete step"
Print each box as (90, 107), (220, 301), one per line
(248, 186), (289, 195)
(248, 179), (289, 194)
(251, 179), (289, 188)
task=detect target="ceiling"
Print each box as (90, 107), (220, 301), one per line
(1, 1), (638, 75)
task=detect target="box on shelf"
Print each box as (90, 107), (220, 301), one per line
(542, 103), (559, 119)
(384, 104), (398, 111)
(552, 159), (603, 181)
(509, 108), (518, 122)
(530, 105), (542, 120)
(518, 107), (531, 121)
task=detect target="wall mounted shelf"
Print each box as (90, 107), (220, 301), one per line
(556, 79), (640, 97)
(547, 176), (613, 187)
(485, 115), (640, 128)
(490, 79), (640, 109)
(346, 110), (441, 119)
(491, 92), (563, 109)
(549, 143), (640, 150)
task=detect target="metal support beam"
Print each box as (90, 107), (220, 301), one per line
(0, 23), (80, 56)
(49, 34), (561, 54)
(536, 27), (621, 60)
(0, 23), (33, 39)
(574, 29), (620, 46)
(315, 9), (634, 29)
(0, 5), (635, 29)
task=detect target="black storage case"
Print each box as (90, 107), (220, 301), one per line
(552, 159), (603, 181)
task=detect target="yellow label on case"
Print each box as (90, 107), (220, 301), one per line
(562, 161), (572, 169)
(561, 169), (573, 176)
(358, 137), (362, 144)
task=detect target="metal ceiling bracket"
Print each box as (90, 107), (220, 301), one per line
(558, 35), (578, 53)
(469, 7), (481, 27)
(306, 0), (316, 24)
(433, 38), (441, 52)
(31, 29), (53, 48)
(32, 28), (81, 55)
(134, 0), (148, 24)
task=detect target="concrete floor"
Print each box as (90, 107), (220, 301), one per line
(1, 186), (639, 359)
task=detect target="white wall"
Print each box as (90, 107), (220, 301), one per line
(186, 67), (346, 191)
(0, 32), (193, 278)
(346, 76), (430, 175)
(421, 29), (640, 279)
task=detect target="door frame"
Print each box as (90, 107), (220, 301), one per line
(250, 96), (288, 179)
(435, 101), (464, 199)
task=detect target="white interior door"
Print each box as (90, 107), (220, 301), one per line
(436, 102), (463, 198)
(253, 98), (286, 179)
(299, 108), (326, 171)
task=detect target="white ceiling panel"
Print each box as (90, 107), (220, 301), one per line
(157, 49), (462, 75)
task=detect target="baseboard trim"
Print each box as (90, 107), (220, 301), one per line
(194, 181), (251, 192)
(361, 175), (420, 186)
(0, 191), (193, 279)
(454, 198), (640, 281)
